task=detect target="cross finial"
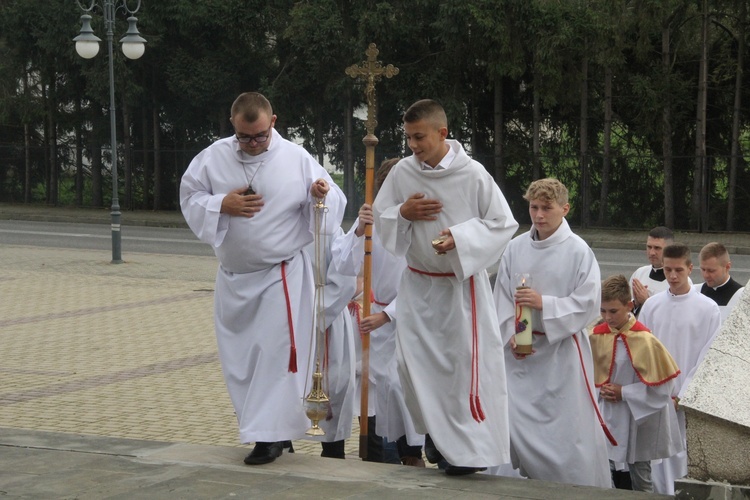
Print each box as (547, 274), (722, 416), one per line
(345, 43), (399, 134)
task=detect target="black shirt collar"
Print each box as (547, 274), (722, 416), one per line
(649, 267), (666, 282)
(700, 277), (743, 306)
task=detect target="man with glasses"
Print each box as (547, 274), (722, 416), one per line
(180, 92), (346, 465)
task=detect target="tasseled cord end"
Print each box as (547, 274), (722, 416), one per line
(603, 424), (618, 446)
(470, 394), (486, 423)
(288, 347), (297, 373)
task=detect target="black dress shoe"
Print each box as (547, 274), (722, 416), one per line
(423, 434), (444, 464)
(320, 439), (346, 459)
(244, 441), (285, 465)
(445, 465), (487, 476)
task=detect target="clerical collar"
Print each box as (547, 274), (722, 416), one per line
(420, 146), (455, 171)
(649, 267), (666, 282)
(700, 277), (743, 306)
(709, 276), (732, 291)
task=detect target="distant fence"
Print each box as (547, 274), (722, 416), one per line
(1, 143), (749, 231)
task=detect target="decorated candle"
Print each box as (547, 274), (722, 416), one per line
(514, 273), (533, 354)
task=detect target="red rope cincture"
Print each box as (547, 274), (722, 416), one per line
(572, 334), (617, 446)
(408, 266), (485, 423)
(407, 266), (455, 277)
(370, 290), (389, 307)
(280, 261), (297, 373)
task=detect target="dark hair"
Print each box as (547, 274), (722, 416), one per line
(403, 99), (447, 126)
(230, 92), (273, 123)
(648, 226), (674, 242)
(663, 243), (691, 265)
(375, 158), (399, 192)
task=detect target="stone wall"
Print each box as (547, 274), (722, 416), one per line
(685, 412), (750, 484)
(680, 282), (749, 486)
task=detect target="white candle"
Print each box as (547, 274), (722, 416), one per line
(514, 274), (533, 354)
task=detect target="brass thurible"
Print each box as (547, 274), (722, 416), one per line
(304, 362), (329, 436)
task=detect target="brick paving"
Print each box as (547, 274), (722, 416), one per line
(2, 206), (749, 457)
(0, 244), (357, 457)
(2, 205), (732, 498)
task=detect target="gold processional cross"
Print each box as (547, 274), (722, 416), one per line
(345, 43), (399, 136)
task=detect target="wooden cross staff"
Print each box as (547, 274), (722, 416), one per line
(345, 43), (398, 460)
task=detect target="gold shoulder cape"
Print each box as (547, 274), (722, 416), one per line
(589, 315), (680, 387)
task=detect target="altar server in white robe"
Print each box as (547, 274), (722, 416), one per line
(180, 92), (345, 466)
(639, 243), (721, 495)
(304, 227), (357, 459)
(333, 198), (425, 466)
(493, 178), (611, 489)
(592, 274), (683, 493)
(373, 99), (518, 475)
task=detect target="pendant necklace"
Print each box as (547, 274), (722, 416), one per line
(243, 160), (265, 195)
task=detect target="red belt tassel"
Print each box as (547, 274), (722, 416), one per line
(408, 266), (484, 422)
(280, 261), (297, 373)
(469, 276), (485, 422)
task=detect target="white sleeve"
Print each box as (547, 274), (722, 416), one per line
(677, 304), (721, 399)
(330, 218), (365, 276)
(622, 379), (674, 423)
(541, 248), (601, 345)
(179, 149), (230, 247)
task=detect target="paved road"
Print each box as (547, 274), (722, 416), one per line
(0, 220), (212, 256)
(594, 247), (750, 287)
(2, 219), (749, 286)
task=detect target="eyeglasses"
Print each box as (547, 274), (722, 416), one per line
(236, 124), (272, 144)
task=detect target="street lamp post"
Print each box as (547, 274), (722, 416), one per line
(74, 0), (146, 264)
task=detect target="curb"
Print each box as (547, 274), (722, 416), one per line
(2, 205), (750, 255)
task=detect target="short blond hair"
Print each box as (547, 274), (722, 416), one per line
(601, 275), (632, 305)
(699, 242), (729, 264)
(524, 178), (569, 205)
